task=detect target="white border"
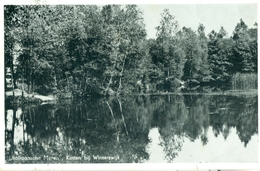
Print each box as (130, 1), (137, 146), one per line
(0, 0), (259, 170)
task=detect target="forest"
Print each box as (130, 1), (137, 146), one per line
(4, 5), (258, 98)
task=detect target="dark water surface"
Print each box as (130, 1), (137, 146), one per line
(5, 93), (258, 163)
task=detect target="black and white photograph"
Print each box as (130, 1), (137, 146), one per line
(2, 0), (259, 169)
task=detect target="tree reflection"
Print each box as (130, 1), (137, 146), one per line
(209, 95), (258, 146)
(5, 94), (258, 163)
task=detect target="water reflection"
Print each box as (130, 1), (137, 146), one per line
(146, 127), (166, 163)
(5, 94), (258, 163)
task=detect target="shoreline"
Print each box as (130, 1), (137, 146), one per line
(5, 89), (56, 103)
(5, 88), (257, 105)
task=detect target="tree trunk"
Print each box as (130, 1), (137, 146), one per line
(66, 75), (69, 93)
(10, 108), (17, 156)
(21, 54), (25, 97)
(189, 67), (192, 89)
(105, 75), (113, 95)
(106, 101), (120, 142)
(105, 63), (116, 95)
(54, 73), (58, 90)
(22, 72), (24, 97)
(117, 98), (128, 135)
(10, 62), (15, 97)
(117, 54), (127, 93)
(11, 61), (17, 89)
(29, 70), (32, 94)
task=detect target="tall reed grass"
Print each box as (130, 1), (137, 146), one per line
(231, 73), (257, 90)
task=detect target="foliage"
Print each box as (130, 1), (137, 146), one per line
(181, 26), (209, 83)
(232, 19), (257, 73)
(4, 6), (258, 96)
(150, 9), (186, 91)
(208, 27), (234, 84)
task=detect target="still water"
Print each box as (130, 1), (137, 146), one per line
(5, 93), (258, 163)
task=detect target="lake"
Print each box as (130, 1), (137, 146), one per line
(5, 93), (258, 163)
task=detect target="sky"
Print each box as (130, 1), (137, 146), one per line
(1, 1), (258, 39)
(138, 4), (257, 39)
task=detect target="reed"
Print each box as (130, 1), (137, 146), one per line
(231, 73), (258, 90)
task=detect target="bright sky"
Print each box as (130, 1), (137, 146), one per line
(1, 1), (258, 39)
(138, 4), (257, 39)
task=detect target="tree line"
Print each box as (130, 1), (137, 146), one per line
(4, 5), (258, 97)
